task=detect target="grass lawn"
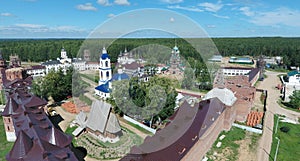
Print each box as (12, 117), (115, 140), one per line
(206, 127), (246, 161)
(80, 73), (99, 83)
(79, 94), (92, 106)
(124, 120), (154, 136)
(65, 125), (78, 136)
(269, 115), (300, 161)
(0, 117), (14, 160)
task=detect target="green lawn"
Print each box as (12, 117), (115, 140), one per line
(0, 117), (14, 160)
(65, 125), (78, 135)
(125, 120), (154, 136)
(79, 94), (92, 106)
(269, 115), (300, 161)
(206, 127), (246, 161)
(80, 73), (99, 83)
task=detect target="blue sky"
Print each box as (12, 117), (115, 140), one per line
(0, 0), (300, 38)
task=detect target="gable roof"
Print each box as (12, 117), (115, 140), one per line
(248, 68), (260, 82)
(28, 65), (45, 70)
(9, 130), (33, 159)
(24, 96), (47, 108)
(86, 100), (111, 133)
(106, 113), (121, 133)
(2, 97), (18, 116)
(41, 127), (72, 148)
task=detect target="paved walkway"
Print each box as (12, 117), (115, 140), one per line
(257, 71), (300, 161)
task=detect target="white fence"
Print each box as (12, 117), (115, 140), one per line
(123, 115), (156, 134)
(232, 123), (262, 134)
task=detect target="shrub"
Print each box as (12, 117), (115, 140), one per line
(280, 126), (290, 133)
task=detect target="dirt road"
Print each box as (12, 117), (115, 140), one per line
(55, 106), (76, 132)
(257, 71), (300, 161)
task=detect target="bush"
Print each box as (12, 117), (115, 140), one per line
(280, 126), (290, 133)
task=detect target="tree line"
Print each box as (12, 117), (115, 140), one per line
(1, 38), (300, 66)
(2, 37), (300, 90)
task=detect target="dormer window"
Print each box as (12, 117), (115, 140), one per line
(178, 148), (186, 155)
(192, 135), (198, 141)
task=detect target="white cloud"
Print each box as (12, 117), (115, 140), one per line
(168, 5), (203, 12)
(212, 14), (229, 19)
(239, 7), (254, 16)
(15, 24), (45, 28)
(114, 0), (130, 6)
(242, 7), (300, 27)
(170, 17), (175, 22)
(97, 0), (112, 6)
(0, 24), (89, 38)
(1, 13), (14, 17)
(161, 0), (183, 4)
(76, 3), (97, 11)
(51, 26), (86, 32)
(108, 13), (115, 18)
(198, 1), (223, 12)
(207, 25), (216, 28)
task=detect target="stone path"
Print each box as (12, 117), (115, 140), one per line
(257, 71), (300, 161)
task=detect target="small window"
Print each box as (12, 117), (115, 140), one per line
(106, 71), (109, 77)
(105, 61), (108, 67)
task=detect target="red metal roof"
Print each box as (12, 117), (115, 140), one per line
(121, 98), (225, 161)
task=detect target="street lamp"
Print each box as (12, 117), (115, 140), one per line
(274, 137), (280, 161)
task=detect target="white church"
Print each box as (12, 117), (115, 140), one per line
(95, 47), (112, 99)
(95, 47), (130, 99)
(39, 48), (98, 76)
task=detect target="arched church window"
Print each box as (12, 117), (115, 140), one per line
(106, 71), (109, 77)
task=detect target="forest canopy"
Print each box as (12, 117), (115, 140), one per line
(1, 37), (300, 66)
